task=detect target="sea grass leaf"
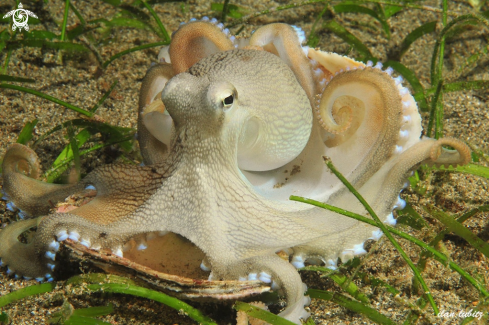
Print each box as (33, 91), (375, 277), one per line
(398, 21), (437, 59)
(0, 84), (93, 117)
(0, 74), (35, 83)
(431, 13), (489, 86)
(397, 202), (430, 230)
(101, 0), (122, 6)
(443, 80), (489, 92)
(211, 3), (248, 19)
(290, 195), (489, 298)
(307, 289), (396, 325)
(16, 119), (38, 144)
(233, 302), (296, 325)
(6, 39), (89, 52)
(425, 205), (489, 259)
(60, 0), (71, 41)
(91, 80), (118, 113)
(85, 283), (217, 325)
(333, 4), (390, 38)
(141, 0), (170, 41)
(0, 283), (55, 308)
(322, 20), (374, 61)
(102, 41), (169, 68)
(0, 312), (8, 324)
(304, 268), (370, 303)
(382, 5), (403, 18)
(90, 17), (150, 31)
(357, 272), (400, 295)
(23, 30), (59, 40)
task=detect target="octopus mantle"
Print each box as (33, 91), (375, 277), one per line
(0, 20), (471, 323)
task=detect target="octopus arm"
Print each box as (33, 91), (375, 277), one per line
(311, 51), (423, 189)
(248, 23), (318, 102)
(169, 21), (235, 74)
(138, 63), (175, 165)
(363, 136), (470, 222)
(0, 210), (148, 281)
(0, 218), (50, 281)
(211, 255), (310, 323)
(2, 144), (85, 217)
(0, 144), (175, 279)
(290, 137), (471, 266)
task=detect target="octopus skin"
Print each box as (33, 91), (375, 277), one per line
(0, 20), (472, 323)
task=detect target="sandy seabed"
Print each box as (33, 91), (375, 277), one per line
(0, 0), (488, 324)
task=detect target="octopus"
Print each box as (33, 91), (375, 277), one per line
(0, 19), (471, 323)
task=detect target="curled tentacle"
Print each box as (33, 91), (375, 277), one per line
(169, 21), (235, 74)
(383, 137), (471, 182)
(309, 49), (422, 189)
(0, 217), (53, 281)
(2, 144), (86, 217)
(138, 63), (175, 165)
(316, 67), (400, 141)
(368, 137), (471, 222)
(429, 137), (471, 167)
(2, 142), (42, 178)
(316, 93), (354, 135)
(317, 67), (403, 187)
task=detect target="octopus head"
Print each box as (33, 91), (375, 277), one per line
(161, 49), (313, 171)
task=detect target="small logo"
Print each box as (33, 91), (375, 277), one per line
(3, 2), (38, 32)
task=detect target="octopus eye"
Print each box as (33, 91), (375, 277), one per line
(223, 95), (233, 107)
(222, 91), (236, 111)
(207, 81), (237, 112)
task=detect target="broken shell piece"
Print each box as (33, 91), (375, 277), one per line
(61, 233), (271, 301)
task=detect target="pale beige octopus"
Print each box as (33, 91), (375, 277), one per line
(0, 19), (471, 323)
